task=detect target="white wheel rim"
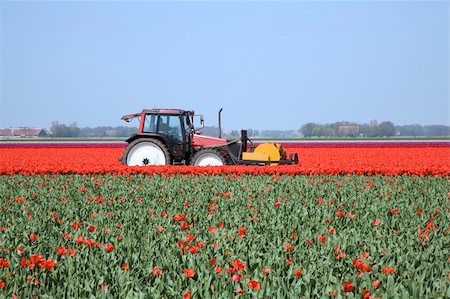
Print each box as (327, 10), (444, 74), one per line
(126, 142), (166, 166)
(194, 153), (224, 166)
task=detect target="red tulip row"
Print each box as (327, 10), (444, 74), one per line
(0, 146), (448, 175)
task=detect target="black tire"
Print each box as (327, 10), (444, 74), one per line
(190, 149), (228, 166)
(122, 138), (171, 166)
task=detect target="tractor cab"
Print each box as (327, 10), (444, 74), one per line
(145, 114), (183, 140)
(122, 109), (191, 165)
(121, 109), (228, 165)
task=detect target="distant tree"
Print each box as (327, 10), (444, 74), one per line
(311, 126), (322, 137)
(300, 123), (316, 137)
(397, 124), (423, 136)
(359, 123), (369, 137)
(77, 126), (137, 137)
(229, 130), (239, 138)
(311, 125), (334, 137)
(47, 119), (448, 139)
(67, 122), (80, 137)
(259, 130), (286, 138)
(324, 123), (338, 137)
(378, 121), (396, 137)
(51, 121), (80, 137)
(200, 126), (219, 137)
(424, 125), (450, 136)
(116, 126), (138, 137)
(50, 121), (63, 137)
(367, 120), (380, 137)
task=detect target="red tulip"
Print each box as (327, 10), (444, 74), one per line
(238, 227), (247, 238)
(29, 234), (39, 242)
(173, 213), (187, 222)
(352, 259), (372, 273)
(336, 210), (345, 218)
(382, 266), (395, 275)
(247, 280), (261, 291)
(293, 269), (303, 277)
(151, 266), (163, 277)
(183, 290), (192, 299)
(230, 259), (246, 271)
(231, 274), (242, 283)
(373, 279), (381, 289)
(39, 259), (55, 270)
(0, 258), (9, 268)
(20, 259), (31, 269)
(342, 281), (354, 292)
(209, 257), (217, 266)
(361, 289), (371, 299)
(30, 254), (45, 265)
(183, 268), (196, 279)
(85, 239), (96, 248)
(104, 244), (115, 253)
(207, 226), (216, 234)
(284, 242), (295, 251)
(57, 246), (67, 256)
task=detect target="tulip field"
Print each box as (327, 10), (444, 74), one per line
(0, 141), (449, 176)
(0, 142), (449, 298)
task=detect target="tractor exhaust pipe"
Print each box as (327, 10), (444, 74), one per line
(241, 129), (248, 152)
(218, 107), (223, 138)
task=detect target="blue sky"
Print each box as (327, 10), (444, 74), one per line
(0, 1), (448, 130)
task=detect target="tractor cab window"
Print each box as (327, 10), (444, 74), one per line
(158, 115), (182, 142)
(184, 115), (192, 135)
(144, 114), (158, 133)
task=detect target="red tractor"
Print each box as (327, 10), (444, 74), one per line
(120, 108), (298, 166)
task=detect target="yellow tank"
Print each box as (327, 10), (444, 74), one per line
(242, 143), (287, 166)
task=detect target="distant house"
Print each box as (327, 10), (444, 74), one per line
(0, 128), (48, 138)
(105, 129), (118, 137)
(338, 125), (360, 137)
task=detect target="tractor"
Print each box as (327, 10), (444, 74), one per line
(120, 108), (298, 166)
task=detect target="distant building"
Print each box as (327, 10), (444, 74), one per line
(105, 129), (117, 137)
(338, 125), (360, 137)
(0, 128), (48, 138)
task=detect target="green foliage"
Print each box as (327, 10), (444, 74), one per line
(0, 174), (448, 298)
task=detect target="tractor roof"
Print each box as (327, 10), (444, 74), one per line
(121, 108), (194, 122)
(141, 108), (189, 115)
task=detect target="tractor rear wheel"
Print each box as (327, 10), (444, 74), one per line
(190, 149), (227, 166)
(122, 139), (170, 166)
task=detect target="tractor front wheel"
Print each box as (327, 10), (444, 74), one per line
(122, 139), (170, 166)
(190, 149), (227, 166)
